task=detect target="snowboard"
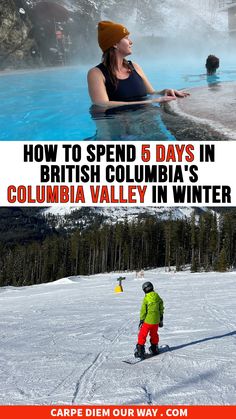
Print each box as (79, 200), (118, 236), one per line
(122, 344), (170, 365)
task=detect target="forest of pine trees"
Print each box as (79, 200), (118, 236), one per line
(1, 209), (236, 287)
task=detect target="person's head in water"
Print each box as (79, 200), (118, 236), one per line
(142, 282), (154, 294)
(98, 21), (133, 85)
(206, 55), (220, 75)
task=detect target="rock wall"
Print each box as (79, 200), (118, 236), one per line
(0, 0), (227, 71)
(0, 0), (42, 70)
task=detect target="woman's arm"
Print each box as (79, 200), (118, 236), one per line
(87, 67), (176, 108)
(133, 62), (189, 98)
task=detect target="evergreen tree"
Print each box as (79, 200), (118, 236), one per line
(217, 246), (228, 272)
(190, 212), (199, 272)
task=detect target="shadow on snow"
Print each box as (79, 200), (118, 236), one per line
(169, 330), (236, 352)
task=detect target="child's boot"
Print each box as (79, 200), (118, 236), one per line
(134, 344), (145, 359)
(149, 343), (159, 355)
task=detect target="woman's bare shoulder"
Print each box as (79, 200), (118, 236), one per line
(131, 62), (147, 78)
(87, 66), (103, 78)
(131, 62), (143, 71)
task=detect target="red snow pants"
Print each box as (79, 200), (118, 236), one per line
(138, 322), (159, 345)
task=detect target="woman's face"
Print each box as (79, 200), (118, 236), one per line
(115, 36), (133, 56)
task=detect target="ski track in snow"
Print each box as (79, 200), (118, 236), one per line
(0, 270), (236, 405)
(72, 319), (134, 404)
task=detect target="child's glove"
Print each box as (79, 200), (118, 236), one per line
(159, 315), (163, 328)
(139, 320), (144, 329)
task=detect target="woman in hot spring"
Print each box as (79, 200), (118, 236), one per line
(87, 20), (189, 107)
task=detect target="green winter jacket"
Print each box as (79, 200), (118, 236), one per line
(140, 291), (164, 325)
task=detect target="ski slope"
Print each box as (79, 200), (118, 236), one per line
(0, 270), (235, 405)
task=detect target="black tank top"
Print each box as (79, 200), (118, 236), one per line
(96, 61), (147, 102)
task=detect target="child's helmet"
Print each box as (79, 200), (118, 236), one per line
(142, 282), (154, 293)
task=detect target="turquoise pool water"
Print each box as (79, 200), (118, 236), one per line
(0, 61), (236, 141)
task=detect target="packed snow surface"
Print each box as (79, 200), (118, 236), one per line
(0, 270), (235, 405)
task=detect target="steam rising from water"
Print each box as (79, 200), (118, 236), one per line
(93, 0), (234, 66)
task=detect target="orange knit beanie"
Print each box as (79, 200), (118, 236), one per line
(98, 21), (130, 52)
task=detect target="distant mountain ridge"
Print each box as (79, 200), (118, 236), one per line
(43, 206), (197, 230)
(0, 206), (201, 244)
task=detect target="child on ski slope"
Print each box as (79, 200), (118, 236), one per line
(135, 281), (164, 359)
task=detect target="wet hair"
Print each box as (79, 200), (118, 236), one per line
(102, 47), (133, 87)
(206, 55), (220, 75)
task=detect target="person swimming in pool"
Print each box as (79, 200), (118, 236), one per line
(183, 54), (221, 84)
(205, 55), (220, 76)
(87, 21), (189, 108)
